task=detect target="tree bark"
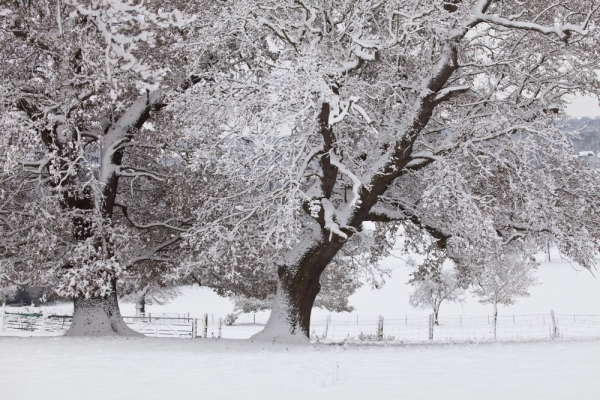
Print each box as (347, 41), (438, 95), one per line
(251, 226), (345, 343)
(66, 281), (142, 337)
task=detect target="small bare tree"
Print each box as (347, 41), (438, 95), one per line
(408, 257), (465, 325)
(472, 249), (538, 339)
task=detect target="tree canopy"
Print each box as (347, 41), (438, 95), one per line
(2, 0), (600, 340)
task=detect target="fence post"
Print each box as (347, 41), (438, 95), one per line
(428, 314), (434, 340)
(550, 310), (558, 339)
(41, 315), (46, 332)
(203, 313), (208, 338)
(192, 318), (197, 339)
(218, 318), (222, 339)
(377, 315), (384, 341)
(324, 315), (331, 339)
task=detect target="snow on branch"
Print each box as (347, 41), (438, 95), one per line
(116, 167), (166, 182)
(405, 151), (438, 170)
(472, 8), (596, 42)
(321, 198), (347, 240)
(434, 85), (471, 103)
(367, 205), (407, 222)
(115, 203), (187, 233)
(367, 200), (452, 246)
(339, 44), (376, 75)
(123, 234), (182, 269)
(256, 17), (300, 47)
(295, 0), (322, 34)
(99, 90), (164, 186)
(328, 96), (360, 125)
(18, 158), (53, 174)
(66, 0), (194, 97)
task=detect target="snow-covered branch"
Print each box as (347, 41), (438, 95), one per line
(473, 12), (592, 42)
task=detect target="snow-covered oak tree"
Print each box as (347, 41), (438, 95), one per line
(181, 0), (600, 342)
(408, 255), (464, 325)
(0, 0), (203, 335)
(471, 246), (538, 339)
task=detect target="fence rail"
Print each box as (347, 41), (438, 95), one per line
(2, 310), (600, 342)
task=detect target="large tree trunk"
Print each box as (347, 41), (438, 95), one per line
(251, 226), (345, 343)
(65, 282), (142, 337)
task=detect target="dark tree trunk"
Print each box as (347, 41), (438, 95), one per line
(252, 226), (346, 342)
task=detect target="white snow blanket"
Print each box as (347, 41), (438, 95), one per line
(0, 337), (598, 399)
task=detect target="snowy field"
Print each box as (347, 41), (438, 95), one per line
(1, 337), (599, 400)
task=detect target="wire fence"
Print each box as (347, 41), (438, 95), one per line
(3, 310), (600, 342)
(309, 314), (564, 342)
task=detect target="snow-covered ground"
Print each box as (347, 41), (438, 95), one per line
(1, 337), (598, 400)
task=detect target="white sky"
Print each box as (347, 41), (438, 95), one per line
(565, 94), (600, 119)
